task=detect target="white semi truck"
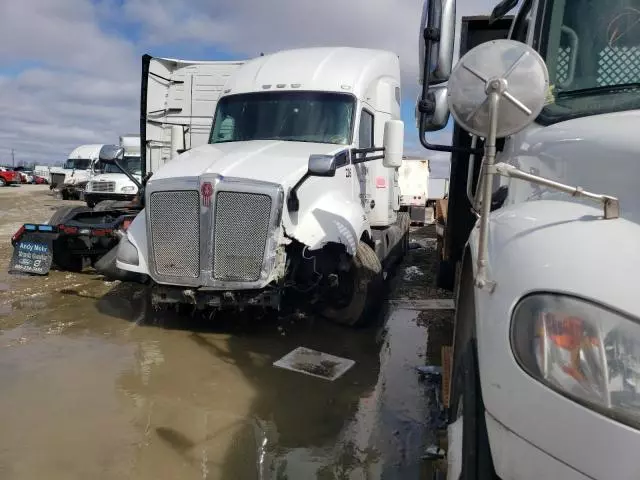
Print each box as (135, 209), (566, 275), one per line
(102, 47), (409, 326)
(84, 134), (142, 207)
(56, 144), (108, 199)
(418, 2), (640, 480)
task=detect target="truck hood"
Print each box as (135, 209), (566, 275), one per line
(91, 173), (141, 183)
(507, 109), (640, 223)
(148, 140), (345, 188)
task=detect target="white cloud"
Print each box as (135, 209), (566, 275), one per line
(0, 0), (503, 167)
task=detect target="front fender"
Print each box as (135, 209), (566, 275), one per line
(468, 199), (640, 480)
(286, 191), (368, 256)
(115, 208), (150, 274)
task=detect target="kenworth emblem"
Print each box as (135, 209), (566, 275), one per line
(201, 182), (213, 207)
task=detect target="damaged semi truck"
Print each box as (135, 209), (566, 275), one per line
(104, 47), (410, 326)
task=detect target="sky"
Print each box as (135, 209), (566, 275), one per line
(0, 0), (499, 179)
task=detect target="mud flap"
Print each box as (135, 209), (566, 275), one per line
(94, 244), (149, 283)
(8, 232), (54, 275)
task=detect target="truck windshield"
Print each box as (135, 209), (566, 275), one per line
(539, 0), (640, 124)
(64, 159), (92, 170)
(209, 91), (355, 145)
(102, 156), (142, 175)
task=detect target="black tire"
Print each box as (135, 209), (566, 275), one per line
(0, 178), (6, 187)
(449, 266), (498, 480)
(322, 241), (383, 327)
(86, 199), (96, 208)
(61, 189), (69, 200)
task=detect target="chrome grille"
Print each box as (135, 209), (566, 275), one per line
(90, 181), (115, 193)
(213, 191), (272, 282)
(149, 190), (200, 278)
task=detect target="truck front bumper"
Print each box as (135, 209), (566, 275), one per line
(150, 284), (281, 310)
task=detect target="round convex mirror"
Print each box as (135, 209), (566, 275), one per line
(447, 39), (549, 139)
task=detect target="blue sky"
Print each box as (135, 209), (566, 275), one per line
(0, 0), (493, 177)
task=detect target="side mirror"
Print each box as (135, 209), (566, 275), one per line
(308, 154), (337, 177)
(419, 0), (456, 86)
(416, 84), (450, 131)
(98, 145), (125, 165)
(383, 120), (404, 168)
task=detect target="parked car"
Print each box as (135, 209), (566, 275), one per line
(0, 167), (20, 186)
(33, 175), (49, 185)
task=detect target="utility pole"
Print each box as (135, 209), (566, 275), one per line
(11, 149), (15, 167)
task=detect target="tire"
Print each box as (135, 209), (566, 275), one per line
(449, 266), (498, 480)
(0, 178), (6, 187)
(322, 241), (383, 327)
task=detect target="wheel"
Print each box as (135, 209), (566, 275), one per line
(86, 199), (96, 208)
(448, 266), (498, 480)
(61, 189), (69, 200)
(0, 178), (6, 187)
(321, 241), (383, 327)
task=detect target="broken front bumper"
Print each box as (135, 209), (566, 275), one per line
(150, 284), (281, 310)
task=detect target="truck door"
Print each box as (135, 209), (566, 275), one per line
(141, 55), (248, 175)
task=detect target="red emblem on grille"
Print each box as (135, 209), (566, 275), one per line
(201, 182), (213, 207)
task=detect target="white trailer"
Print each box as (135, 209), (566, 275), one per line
(398, 156), (431, 224)
(107, 47), (409, 326)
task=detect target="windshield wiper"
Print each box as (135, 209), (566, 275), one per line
(558, 82), (640, 98)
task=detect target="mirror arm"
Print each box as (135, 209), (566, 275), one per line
(286, 173), (310, 213)
(351, 147), (385, 164)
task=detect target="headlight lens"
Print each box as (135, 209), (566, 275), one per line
(121, 186), (136, 193)
(512, 294), (640, 426)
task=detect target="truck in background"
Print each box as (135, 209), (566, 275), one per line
(56, 144), (108, 200)
(418, 2), (640, 479)
(427, 177), (448, 207)
(398, 155), (431, 225)
(84, 134), (142, 208)
(106, 47), (409, 327)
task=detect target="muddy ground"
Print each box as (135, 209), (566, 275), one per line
(0, 185), (454, 480)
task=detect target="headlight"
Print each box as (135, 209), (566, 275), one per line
(512, 293), (640, 427)
(121, 186), (136, 193)
(86, 183), (92, 192)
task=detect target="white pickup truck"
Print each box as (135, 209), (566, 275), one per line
(104, 47), (409, 326)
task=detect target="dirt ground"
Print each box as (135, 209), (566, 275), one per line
(0, 185), (454, 480)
